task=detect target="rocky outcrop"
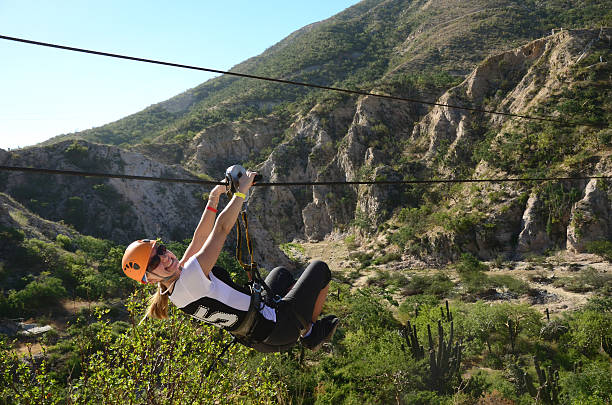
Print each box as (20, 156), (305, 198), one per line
(517, 193), (553, 254)
(567, 179), (612, 252)
(0, 140), (206, 244)
(0, 140), (291, 268)
(187, 118), (283, 175)
(567, 157), (612, 252)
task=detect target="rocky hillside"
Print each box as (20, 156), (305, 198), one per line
(0, 141), (293, 268)
(246, 28), (612, 263)
(4, 1), (610, 267)
(0, 141), (205, 244)
(44, 0), (609, 150)
(0, 192), (76, 242)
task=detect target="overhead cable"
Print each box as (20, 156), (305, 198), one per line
(0, 34), (605, 129)
(1, 165), (610, 186)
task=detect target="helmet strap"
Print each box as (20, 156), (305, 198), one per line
(158, 268), (182, 295)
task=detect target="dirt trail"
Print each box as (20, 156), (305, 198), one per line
(300, 240), (353, 273)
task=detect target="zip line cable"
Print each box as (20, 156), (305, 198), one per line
(1, 165), (611, 186)
(0, 34), (606, 129)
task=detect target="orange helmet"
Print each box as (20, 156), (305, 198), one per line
(122, 239), (156, 283)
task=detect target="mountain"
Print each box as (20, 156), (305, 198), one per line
(4, 0), (611, 266)
(43, 0), (610, 150)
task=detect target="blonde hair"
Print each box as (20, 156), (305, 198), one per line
(145, 284), (169, 320)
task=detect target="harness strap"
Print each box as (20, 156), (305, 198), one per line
(231, 285), (263, 338)
(235, 212), (257, 280)
(235, 210), (280, 307)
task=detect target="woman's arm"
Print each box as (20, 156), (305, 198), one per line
(195, 171), (257, 277)
(180, 184), (225, 265)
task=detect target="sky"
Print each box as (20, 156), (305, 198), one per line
(0, 0), (360, 150)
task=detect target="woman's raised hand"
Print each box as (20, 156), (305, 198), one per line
(209, 182), (226, 200)
(238, 170), (258, 193)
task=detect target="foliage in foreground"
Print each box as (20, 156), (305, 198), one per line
(1, 231), (611, 404)
(2, 286), (612, 404)
(1, 290), (282, 404)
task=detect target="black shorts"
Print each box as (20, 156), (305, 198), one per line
(248, 260), (331, 352)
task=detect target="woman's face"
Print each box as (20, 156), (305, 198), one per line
(145, 243), (180, 283)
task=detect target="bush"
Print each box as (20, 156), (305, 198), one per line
(347, 289), (399, 332)
(0, 294), (283, 403)
(553, 267), (612, 293)
(372, 252), (401, 265)
(585, 240), (612, 262)
(74, 236), (113, 261)
(569, 309), (612, 354)
(349, 251), (373, 269)
(7, 274), (67, 315)
(456, 253), (489, 274)
(55, 234), (75, 252)
(403, 273), (454, 297)
(489, 275), (530, 295)
(560, 361), (612, 403)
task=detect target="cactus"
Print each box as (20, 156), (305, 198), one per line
(439, 300), (453, 322)
(507, 319), (516, 353)
(603, 334), (612, 357)
(403, 320), (425, 359)
(523, 357), (560, 404)
(426, 320), (462, 393)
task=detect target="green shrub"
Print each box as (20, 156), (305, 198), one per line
(569, 309), (612, 354)
(456, 253), (488, 274)
(349, 251), (373, 268)
(7, 274), (67, 315)
(347, 289), (399, 332)
(55, 234), (74, 252)
(372, 252), (401, 265)
(585, 240), (612, 262)
(0, 293), (283, 403)
(320, 326), (428, 404)
(389, 225), (416, 248)
(560, 361), (612, 404)
(403, 273), (454, 297)
(74, 236), (114, 261)
(553, 267), (612, 293)
(489, 275), (530, 295)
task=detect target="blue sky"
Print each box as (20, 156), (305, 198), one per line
(0, 1), (360, 149)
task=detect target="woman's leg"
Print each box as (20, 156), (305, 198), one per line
(282, 260), (332, 329)
(311, 283), (329, 323)
(263, 261), (337, 351)
(264, 266), (295, 297)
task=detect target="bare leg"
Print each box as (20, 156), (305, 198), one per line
(311, 284), (329, 323)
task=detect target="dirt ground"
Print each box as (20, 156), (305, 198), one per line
(299, 238), (610, 315)
(14, 299), (99, 357)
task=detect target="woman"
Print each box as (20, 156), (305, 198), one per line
(121, 170), (338, 352)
